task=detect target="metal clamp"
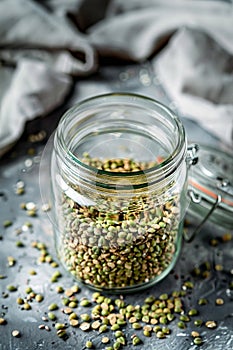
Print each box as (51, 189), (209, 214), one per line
(184, 190), (222, 242)
(186, 144), (199, 168)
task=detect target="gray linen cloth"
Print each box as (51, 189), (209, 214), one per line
(0, 0), (96, 156)
(0, 0), (233, 156)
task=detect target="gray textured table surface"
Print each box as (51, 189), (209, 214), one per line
(0, 63), (233, 350)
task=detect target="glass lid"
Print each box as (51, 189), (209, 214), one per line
(187, 143), (233, 231)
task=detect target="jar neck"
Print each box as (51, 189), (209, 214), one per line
(54, 93), (187, 191)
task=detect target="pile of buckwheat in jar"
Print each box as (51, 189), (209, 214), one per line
(59, 154), (180, 290)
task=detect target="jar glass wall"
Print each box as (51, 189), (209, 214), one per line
(51, 93), (188, 292)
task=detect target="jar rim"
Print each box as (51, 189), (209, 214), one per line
(55, 92), (187, 186)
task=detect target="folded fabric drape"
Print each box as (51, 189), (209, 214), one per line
(0, 0), (232, 156)
(0, 0), (96, 155)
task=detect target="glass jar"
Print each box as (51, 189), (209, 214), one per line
(50, 93), (189, 293)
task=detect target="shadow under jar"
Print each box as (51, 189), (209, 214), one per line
(51, 93), (189, 293)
